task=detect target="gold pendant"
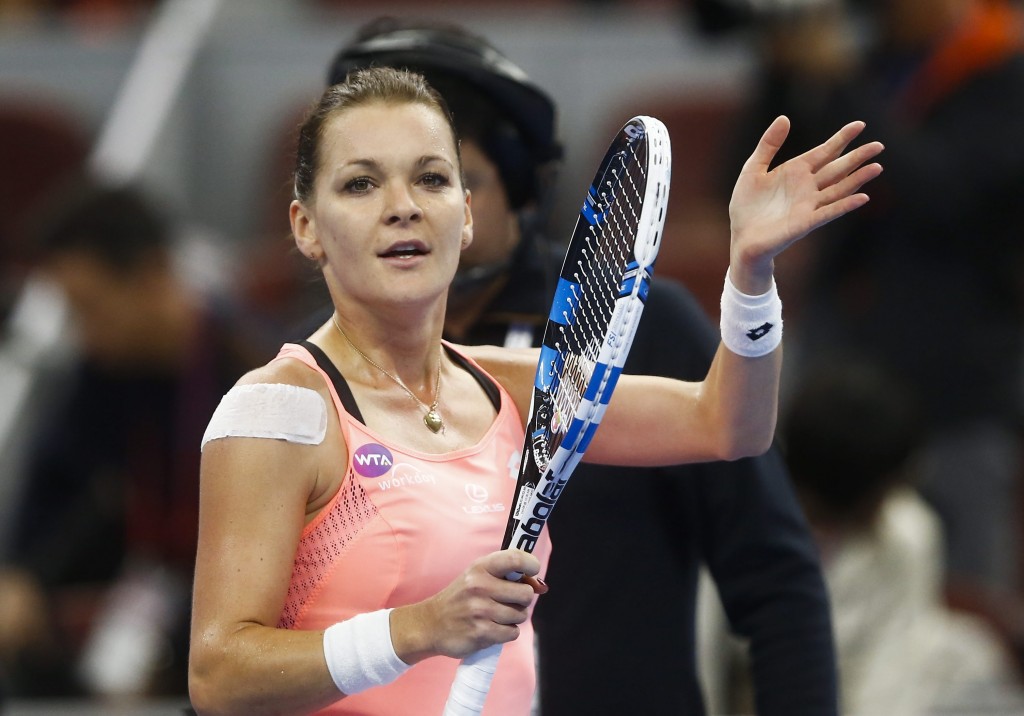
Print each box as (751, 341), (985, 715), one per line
(424, 409), (444, 434)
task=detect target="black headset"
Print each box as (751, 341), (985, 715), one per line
(327, 23), (563, 210)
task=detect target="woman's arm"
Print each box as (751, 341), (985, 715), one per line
(472, 118), (883, 468)
(188, 360), (343, 714)
(616, 117), (881, 463)
(602, 118), (882, 464)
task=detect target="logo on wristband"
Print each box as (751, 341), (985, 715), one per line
(746, 322), (774, 341)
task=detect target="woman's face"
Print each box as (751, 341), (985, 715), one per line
(292, 100), (472, 310)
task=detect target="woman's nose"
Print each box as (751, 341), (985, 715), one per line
(383, 182), (422, 225)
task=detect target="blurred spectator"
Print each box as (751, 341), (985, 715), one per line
(700, 359), (1024, 715)
(326, 17), (839, 716)
(0, 178), (271, 698)
(0, 0), (157, 28)
(713, 0), (1024, 630)
(0, 98), (90, 324)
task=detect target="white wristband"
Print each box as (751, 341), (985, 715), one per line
(322, 609), (410, 696)
(720, 269), (783, 358)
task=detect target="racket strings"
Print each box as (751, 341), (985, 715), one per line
(550, 136), (649, 426)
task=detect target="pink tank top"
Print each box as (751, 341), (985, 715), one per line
(274, 342), (551, 716)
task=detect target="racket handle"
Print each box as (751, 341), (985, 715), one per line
(442, 643), (502, 715)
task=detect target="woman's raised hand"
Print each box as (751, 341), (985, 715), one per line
(727, 116), (884, 293)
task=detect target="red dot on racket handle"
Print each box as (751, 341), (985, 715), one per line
(520, 574), (549, 595)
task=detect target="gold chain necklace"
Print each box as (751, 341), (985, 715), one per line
(331, 315), (445, 434)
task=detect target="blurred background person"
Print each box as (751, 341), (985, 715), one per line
(701, 0), (1024, 668)
(0, 178), (271, 699)
(324, 17), (838, 716)
(700, 358), (1024, 714)
(0, 0), (156, 27)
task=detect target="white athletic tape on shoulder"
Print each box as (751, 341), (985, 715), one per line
(200, 383), (327, 450)
(323, 609), (410, 695)
(720, 269), (783, 358)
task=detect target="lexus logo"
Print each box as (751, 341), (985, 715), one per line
(465, 484), (489, 503)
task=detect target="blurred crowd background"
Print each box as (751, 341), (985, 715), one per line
(3, 0), (1024, 713)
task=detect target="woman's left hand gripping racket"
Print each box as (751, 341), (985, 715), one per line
(442, 115), (672, 715)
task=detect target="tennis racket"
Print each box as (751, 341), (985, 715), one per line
(442, 115), (672, 715)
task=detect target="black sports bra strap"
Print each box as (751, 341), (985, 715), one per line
(298, 341), (502, 425)
(445, 345), (502, 413)
(299, 340), (366, 424)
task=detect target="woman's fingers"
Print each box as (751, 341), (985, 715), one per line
(519, 573), (549, 595)
(743, 115), (792, 175)
(815, 140), (885, 191)
(801, 119), (867, 173)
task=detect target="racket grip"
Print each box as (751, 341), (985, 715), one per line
(442, 643), (502, 715)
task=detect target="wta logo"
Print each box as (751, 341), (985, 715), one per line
(352, 443), (393, 478)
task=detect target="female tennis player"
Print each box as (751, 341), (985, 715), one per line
(187, 66), (882, 715)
